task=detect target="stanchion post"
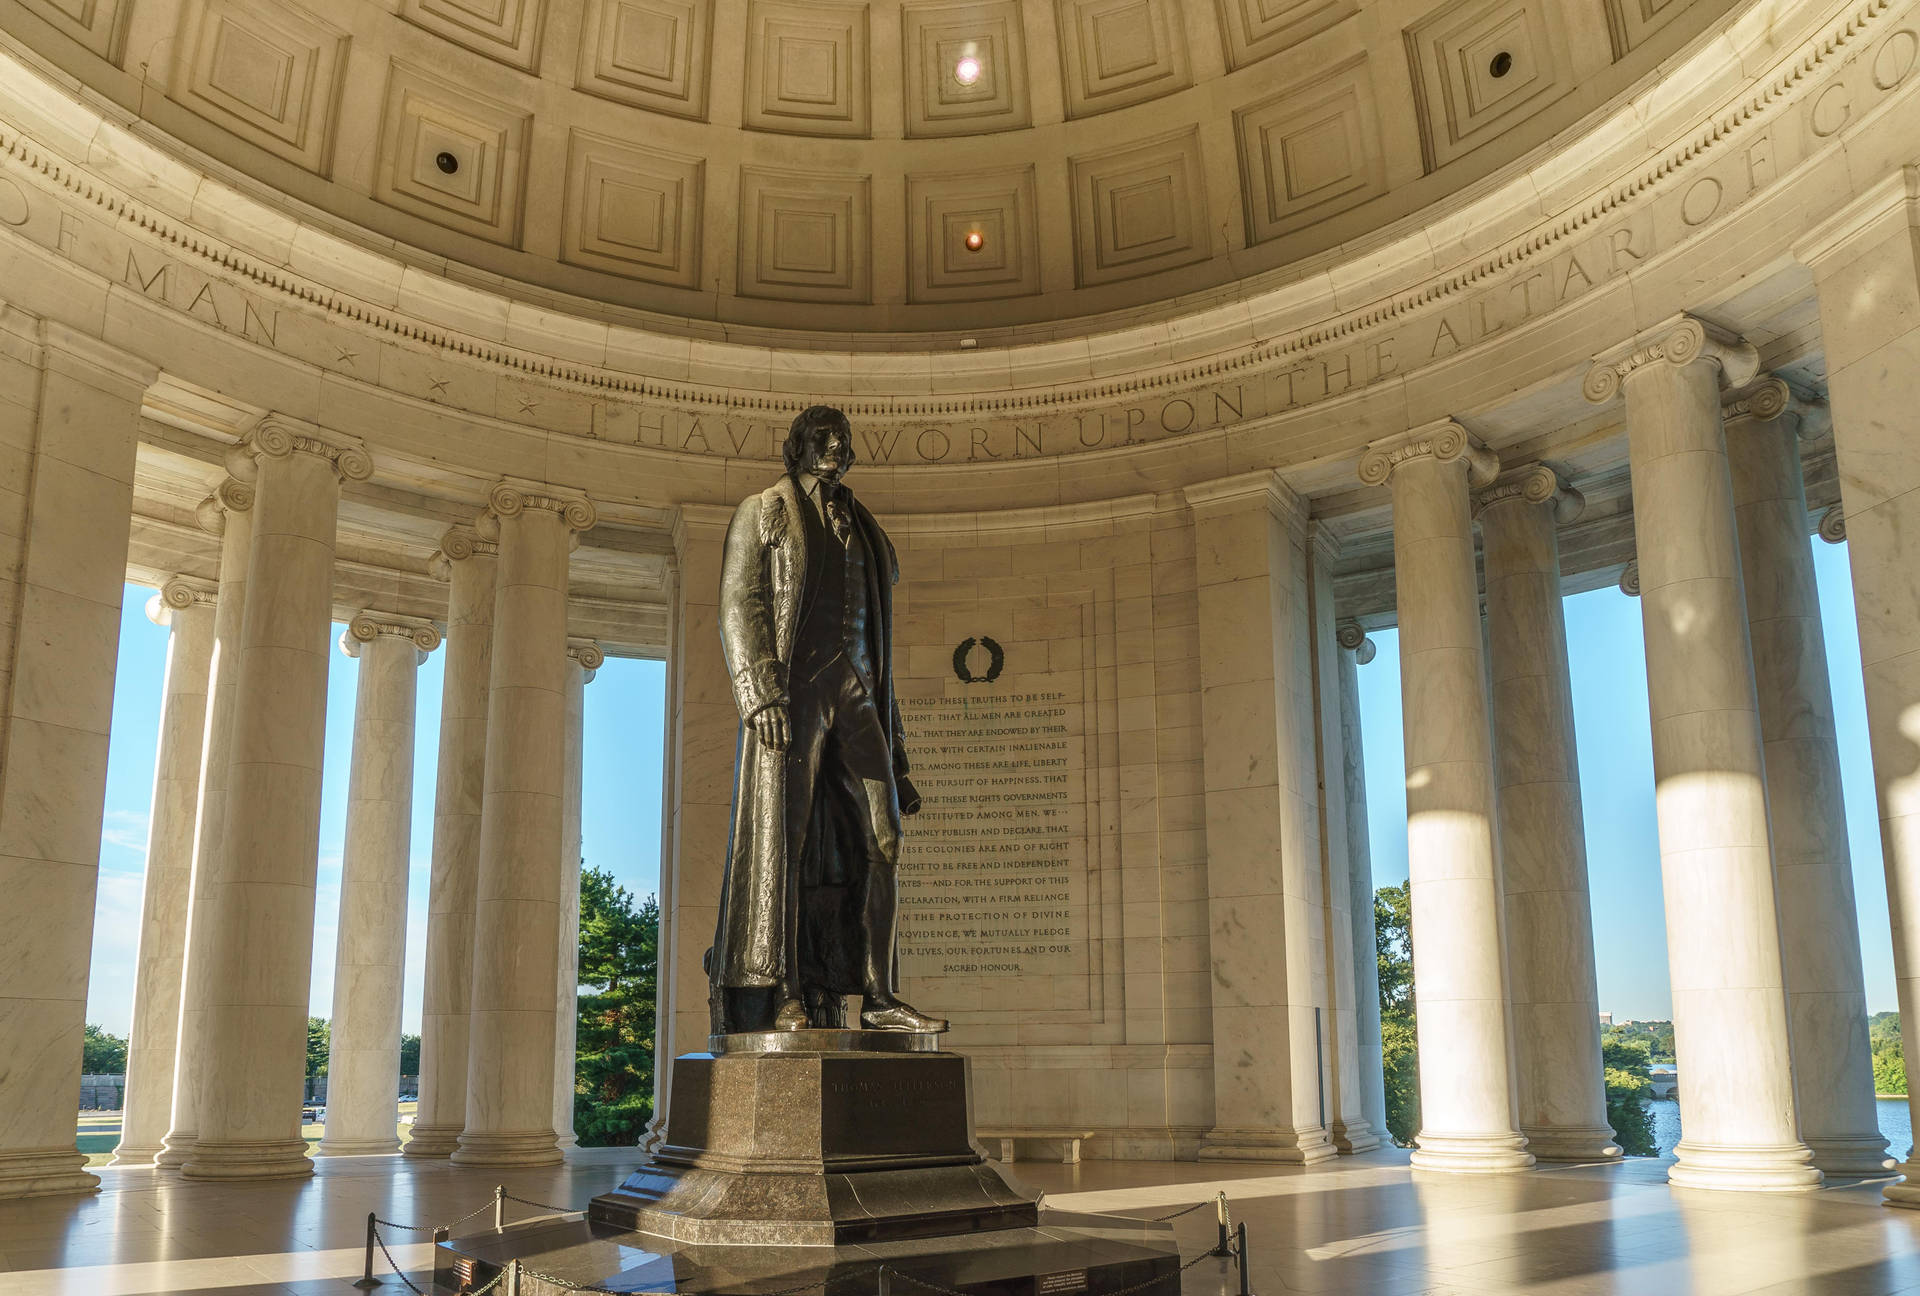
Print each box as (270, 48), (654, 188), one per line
(878, 1263), (891, 1296)
(354, 1211), (381, 1289)
(506, 1257), (521, 1296)
(1235, 1221), (1251, 1296)
(494, 1184), (505, 1231)
(434, 1226), (449, 1246)
(1210, 1193), (1231, 1257)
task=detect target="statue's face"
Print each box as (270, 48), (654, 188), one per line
(805, 422), (854, 484)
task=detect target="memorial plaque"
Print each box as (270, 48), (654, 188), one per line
(896, 677), (1089, 983)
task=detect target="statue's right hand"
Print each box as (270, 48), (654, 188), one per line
(750, 705), (790, 751)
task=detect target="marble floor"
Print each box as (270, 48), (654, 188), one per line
(2, 1148), (1919, 1295)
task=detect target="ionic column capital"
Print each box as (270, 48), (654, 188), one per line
(486, 479), (596, 535)
(1722, 375), (1833, 441)
(1582, 314), (1761, 404)
(195, 476), (257, 536)
(1619, 560), (1641, 597)
(1818, 505), (1846, 544)
(1357, 419), (1499, 489)
(341, 612), (442, 663)
(1472, 463), (1585, 525)
(146, 577), (217, 627)
(427, 520), (501, 580)
(1335, 620), (1377, 665)
(252, 415), (374, 482)
(567, 638), (605, 683)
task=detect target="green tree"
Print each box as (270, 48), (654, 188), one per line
(82, 1023), (127, 1074)
(1873, 1012), (1905, 1096)
(399, 1033), (421, 1076)
(1600, 1029), (1659, 1156)
(574, 866), (658, 1146)
(307, 1016), (330, 1080)
(1375, 883), (1419, 1146)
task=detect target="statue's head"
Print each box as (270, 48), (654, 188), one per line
(783, 406), (854, 485)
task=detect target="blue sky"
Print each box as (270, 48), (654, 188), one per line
(86, 589), (664, 1036)
(85, 536), (1894, 1035)
(1354, 539), (1897, 1020)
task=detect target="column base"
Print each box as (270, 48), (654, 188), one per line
(451, 1130), (564, 1167)
(1668, 1140), (1822, 1192)
(1521, 1125), (1623, 1163)
(108, 1142), (164, 1167)
(402, 1123), (462, 1158)
(153, 1133), (194, 1170)
(1197, 1126), (1337, 1164)
(1410, 1131), (1535, 1173)
(315, 1137), (402, 1157)
(1328, 1120), (1382, 1154)
(1806, 1134), (1895, 1176)
(0, 1149), (101, 1199)
(181, 1139), (314, 1181)
(1883, 1160), (1920, 1207)
(558, 1134), (579, 1151)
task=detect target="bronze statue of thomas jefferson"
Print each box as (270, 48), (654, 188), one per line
(708, 406), (946, 1035)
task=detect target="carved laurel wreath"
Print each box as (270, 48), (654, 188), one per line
(952, 636), (1006, 684)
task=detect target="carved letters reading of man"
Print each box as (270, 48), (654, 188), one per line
(709, 406), (945, 1035)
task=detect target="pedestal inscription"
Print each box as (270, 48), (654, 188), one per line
(896, 690), (1088, 982)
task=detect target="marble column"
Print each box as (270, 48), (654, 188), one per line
(1186, 471), (1335, 1164)
(317, 614), (440, 1156)
(453, 480), (595, 1167)
(1307, 529), (1379, 1154)
(554, 638), (601, 1150)
(1584, 314), (1819, 1192)
(406, 521), (497, 1158)
(1723, 377), (1889, 1175)
(1795, 169), (1920, 1206)
(1357, 421), (1531, 1173)
(158, 466), (255, 1169)
(182, 417), (372, 1182)
(650, 508), (733, 1146)
(0, 320), (154, 1199)
(1474, 465), (1619, 1163)
(1335, 622), (1390, 1141)
(112, 579), (218, 1165)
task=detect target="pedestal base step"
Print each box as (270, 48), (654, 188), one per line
(435, 1210), (1186, 1296)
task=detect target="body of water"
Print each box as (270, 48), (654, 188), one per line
(1646, 1097), (1912, 1163)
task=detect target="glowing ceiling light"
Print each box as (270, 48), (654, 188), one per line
(964, 231), (984, 252)
(954, 55), (982, 86)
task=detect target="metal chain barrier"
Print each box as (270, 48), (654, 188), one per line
(351, 1191), (1249, 1295)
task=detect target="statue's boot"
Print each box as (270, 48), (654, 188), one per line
(773, 996), (810, 1031)
(860, 995), (948, 1033)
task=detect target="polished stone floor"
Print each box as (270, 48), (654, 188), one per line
(2, 1147), (1919, 1295)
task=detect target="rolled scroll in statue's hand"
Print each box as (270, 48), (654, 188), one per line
(707, 405), (947, 1037)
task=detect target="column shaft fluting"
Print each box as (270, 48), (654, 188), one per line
(318, 617), (436, 1155)
(553, 641), (599, 1149)
(1724, 382), (1889, 1175)
(159, 474), (255, 1169)
(1476, 468), (1618, 1162)
(407, 526), (497, 1158)
(1359, 423), (1531, 1173)
(1588, 317), (1819, 1191)
(182, 420), (371, 1181)
(113, 582), (217, 1165)
(454, 482), (594, 1166)
(1335, 627), (1390, 1141)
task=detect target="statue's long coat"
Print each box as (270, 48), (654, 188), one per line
(711, 472), (910, 990)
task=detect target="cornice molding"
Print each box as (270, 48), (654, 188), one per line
(38, 319), (156, 394)
(1791, 165), (1920, 269)
(1181, 471), (1307, 540)
(341, 611), (442, 660)
(1358, 420), (1499, 490)
(1582, 315), (1762, 404)
(1473, 463), (1585, 525)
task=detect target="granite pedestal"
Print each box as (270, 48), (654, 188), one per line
(435, 1032), (1186, 1294)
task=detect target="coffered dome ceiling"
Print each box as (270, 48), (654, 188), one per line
(3, 0), (1734, 341)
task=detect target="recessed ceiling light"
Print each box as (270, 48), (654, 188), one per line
(964, 231), (984, 252)
(954, 55), (982, 86)
(435, 151), (460, 174)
